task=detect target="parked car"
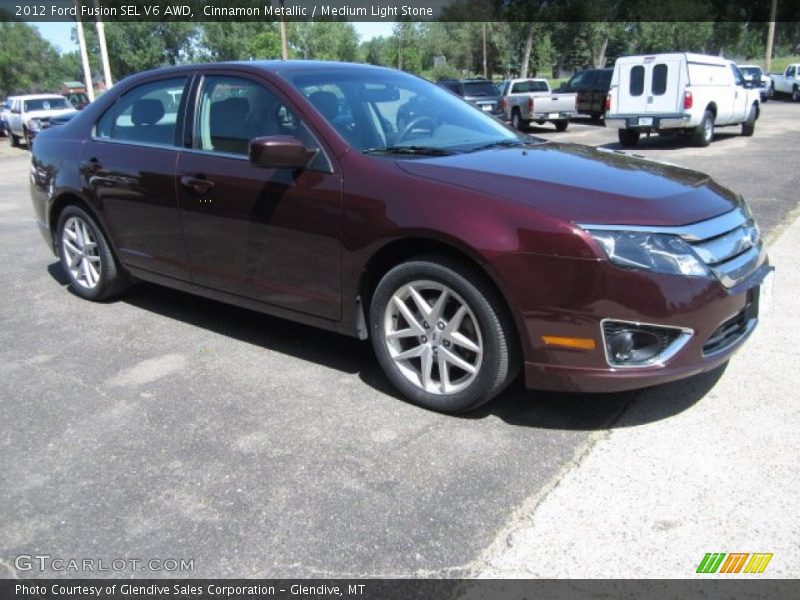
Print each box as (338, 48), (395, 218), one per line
(0, 96), (14, 136)
(560, 68), (613, 120)
(61, 81), (91, 109)
(770, 63), (800, 101)
(436, 78), (504, 117)
(6, 94), (76, 148)
(30, 61), (771, 413)
(738, 65), (772, 102)
(606, 53), (761, 148)
(499, 78), (575, 131)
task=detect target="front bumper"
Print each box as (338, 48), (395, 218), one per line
(491, 252), (770, 394)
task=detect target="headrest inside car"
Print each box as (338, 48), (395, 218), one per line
(131, 98), (165, 126)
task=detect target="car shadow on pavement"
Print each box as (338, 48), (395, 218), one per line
(599, 130), (741, 152)
(47, 264), (727, 432)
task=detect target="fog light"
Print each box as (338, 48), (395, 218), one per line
(602, 320), (693, 367)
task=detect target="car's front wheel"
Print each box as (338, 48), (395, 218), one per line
(56, 205), (130, 301)
(370, 258), (518, 413)
(742, 104), (757, 137)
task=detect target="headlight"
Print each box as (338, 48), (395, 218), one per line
(587, 230), (708, 277)
(28, 118), (41, 131)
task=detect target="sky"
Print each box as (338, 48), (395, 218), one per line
(34, 21), (396, 54)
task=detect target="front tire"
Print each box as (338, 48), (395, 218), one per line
(9, 132), (19, 147)
(511, 109), (524, 131)
(618, 128), (640, 148)
(792, 86), (800, 102)
(692, 110), (715, 147)
(554, 119), (569, 132)
(369, 258), (519, 413)
(742, 105), (757, 137)
(56, 205), (130, 301)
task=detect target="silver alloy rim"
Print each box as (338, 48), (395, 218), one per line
(704, 117), (713, 141)
(61, 216), (101, 289)
(383, 280), (483, 395)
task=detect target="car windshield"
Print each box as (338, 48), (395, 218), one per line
(285, 68), (519, 154)
(740, 67), (761, 77)
(24, 98), (72, 111)
(462, 81), (499, 97)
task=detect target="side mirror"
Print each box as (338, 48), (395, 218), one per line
(249, 135), (316, 170)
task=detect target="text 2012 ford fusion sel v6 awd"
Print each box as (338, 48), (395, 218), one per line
(29, 61), (773, 413)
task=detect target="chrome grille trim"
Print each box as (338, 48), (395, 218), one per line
(579, 206), (764, 289)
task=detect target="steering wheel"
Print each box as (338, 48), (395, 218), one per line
(396, 116), (437, 143)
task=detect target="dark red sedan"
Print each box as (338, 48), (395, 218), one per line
(29, 61), (772, 412)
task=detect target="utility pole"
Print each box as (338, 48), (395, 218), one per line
(93, 0), (113, 88)
(765, 0), (777, 73)
(279, 0), (288, 59)
(482, 23), (488, 78)
(74, 1), (94, 102)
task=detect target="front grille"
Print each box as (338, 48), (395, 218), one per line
(703, 308), (748, 356)
(682, 208), (764, 289)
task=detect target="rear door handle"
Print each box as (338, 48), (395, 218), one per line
(180, 175), (215, 195)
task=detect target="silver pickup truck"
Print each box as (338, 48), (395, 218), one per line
(499, 78), (576, 132)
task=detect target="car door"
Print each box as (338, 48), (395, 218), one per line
(729, 64), (749, 123)
(176, 73), (343, 321)
(81, 75), (192, 281)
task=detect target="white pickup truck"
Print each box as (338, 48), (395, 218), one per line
(6, 94), (76, 148)
(770, 64), (800, 101)
(606, 53), (761, 148)
(499, 78), (576, 132)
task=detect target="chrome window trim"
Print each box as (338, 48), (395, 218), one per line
(578, 206), (749, 242)
(600, 318), (694, 370)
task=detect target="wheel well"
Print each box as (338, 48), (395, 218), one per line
(705, 103), (717, 118)
(358, 238), (522, 355)
(50, 193), (88, 238)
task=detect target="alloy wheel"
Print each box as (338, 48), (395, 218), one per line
(383, 280), (483, 395)
(61, 215), (102, 289)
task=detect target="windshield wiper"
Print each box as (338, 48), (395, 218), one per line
(363, 145), (456, 156)
(468, 139), (526, 152)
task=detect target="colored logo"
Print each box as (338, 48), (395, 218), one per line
(696, 552), (773, 574)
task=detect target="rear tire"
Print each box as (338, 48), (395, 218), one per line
(692, 110), (714, 147)
(792, 86), (800, 102)
(618, 128), (640, 148)
(742, 105), (757, 137)
(9, 133), (19, 147)
(554, 119), (569, 132)
(511, 109), (524, 131)
(56, 205), (130, 301)
(369, 257), (519, 413)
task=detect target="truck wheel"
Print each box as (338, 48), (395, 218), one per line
(554, 119), (569, 132)
(792, 86), (800, 102)
(9, 133), (19, 147)
(742, 105), (757, 137)
(618, 129), (640, 148)
(511, 109), (523, 131)
(692, 111), (714, 147)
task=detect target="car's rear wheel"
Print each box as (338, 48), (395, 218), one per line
(693, 110), (715, 147)
(742, 104), (757, 137)
(56, 205), (130, 301)
(618, 128), (640, 148)
(9, 133), (19, 147)
(554, 119), (569, 132)
(369, 258), (518, 413)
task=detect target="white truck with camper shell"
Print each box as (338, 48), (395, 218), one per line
(606, 53), (761, 148)
(770, 64), (800, 101)
(499, 78), (576, 132)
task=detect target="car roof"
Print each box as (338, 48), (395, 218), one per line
(17, 94), (68, 100)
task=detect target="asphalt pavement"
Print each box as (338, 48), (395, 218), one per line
(0, 100), (798, 578)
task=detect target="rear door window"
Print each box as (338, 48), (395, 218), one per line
(95, 77), (188, 146)
(652, 64), (668, 95)
(630, 66), (645, 96)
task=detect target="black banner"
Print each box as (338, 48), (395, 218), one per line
(1, 580), (799, 600)
(1, 0), (799, 23)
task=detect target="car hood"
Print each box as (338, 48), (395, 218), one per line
(26, 108), (76, 120)
(395, 141), (741, 226)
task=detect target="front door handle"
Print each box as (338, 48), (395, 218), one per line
(180, 175), (215, 195)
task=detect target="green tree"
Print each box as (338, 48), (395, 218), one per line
(289, 22), (358, 62)
(199, 23), (281, 61)
(0, 22), (69, 96)
(101, 23), (197, 79)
